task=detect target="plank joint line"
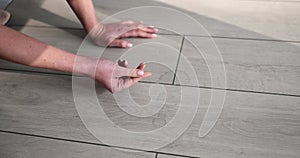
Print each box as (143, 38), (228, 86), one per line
(172, 35), (185, 85)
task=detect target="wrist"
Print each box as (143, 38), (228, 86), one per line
(73, 56), (98, 77)
(88, 22), (103, 39)
(86, 20), (101, 34)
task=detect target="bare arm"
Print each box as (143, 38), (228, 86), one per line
(0, 25), (150, 92)
(66, 0), (99, 33)
(0, 25), (91, 74)
(66, 0), (158, 48)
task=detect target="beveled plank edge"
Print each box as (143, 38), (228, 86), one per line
(8, 24), (182, 37)
(0, 130), (156, 158)
(157, 153), (199, 158)
(1, 25), (184, 85)
(186, 34), (300, 44)
(0, 130), (200, 158)
(0, 70), (298, 158)
(173, 83), (300, 98)
(172, 36), (185, 84)
(8, 24), (300, 43)
(0, 68), (299, 98)
(172, 35), (300, 97)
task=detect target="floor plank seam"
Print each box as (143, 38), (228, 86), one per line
(174, 83), (300, 97)
(0, 68), (299, 97)
(154, 152), (200, 158)
(0, 68), (73, 77)
(0, 130), (200, 158)
(186, 34), (300, 43)
(172, 36), (185, 85)
(8, 24), (183, 37)
(9, 24), (300, 43)
(9, 24), (85, 31)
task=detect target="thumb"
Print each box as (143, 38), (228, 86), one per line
(114, 66), (144, 78)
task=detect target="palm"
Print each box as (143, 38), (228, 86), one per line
(93, 59), (151, 93)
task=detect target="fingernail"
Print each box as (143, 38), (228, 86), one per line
(127, 43), (133, 48)
(137, 70), (144, 76)
(149, 26), (155, 28)
(152, 34), (157, 37)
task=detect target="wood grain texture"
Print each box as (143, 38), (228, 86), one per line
(175, 36), (300, 95)
(0, 132), (155, 158)
(7, 0), (299, 41)
(0, 26), (182, 83)
(7, 0), (82, 28)
(156, 0), (300, 41)
(157, 154), (187, 158)
(0, 26), (84, 75)
(98, 35), (183, 83)
(0, 71), (299, 158)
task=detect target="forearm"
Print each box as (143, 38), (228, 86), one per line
(0, 25), (94, 75)
(67, 0), (99, 33)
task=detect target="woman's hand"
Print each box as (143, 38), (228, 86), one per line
(0, 25), (151, 93)
(67, 0), (157, 48)
(89, 21), (158, 48)
(89, 59), (151, 93)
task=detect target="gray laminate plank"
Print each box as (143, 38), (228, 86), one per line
(1, 26), (182, 83)
(175, 36), (300, 95)
(7, 0), (300, 41)
(0, 0), (12, 9)
(98, 35), (183, 84)
(7, 0), (82, 28)
(154, 0), (300, 41)
(0, 26), (84, 75)
(0, 132), (155, 158)
(157, 154), (192, 158)
(0, 71), (299, 158)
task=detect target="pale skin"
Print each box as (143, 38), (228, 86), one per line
(67, 0), (158, 48)
(0, 0), (157, 92)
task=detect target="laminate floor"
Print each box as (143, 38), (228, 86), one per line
(1, 0), (299, 157)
